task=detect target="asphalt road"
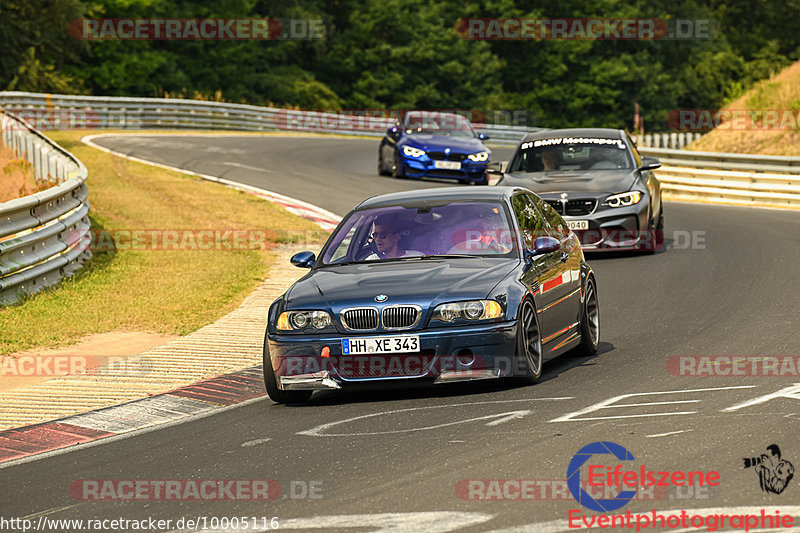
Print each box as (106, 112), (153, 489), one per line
(3, 134), (800, 532)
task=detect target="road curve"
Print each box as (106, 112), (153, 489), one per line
(2, 134), (799, 532)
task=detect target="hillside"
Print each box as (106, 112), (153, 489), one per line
(689, 60), (800, 155)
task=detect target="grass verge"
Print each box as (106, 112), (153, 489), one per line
(0, 130), (325, 354)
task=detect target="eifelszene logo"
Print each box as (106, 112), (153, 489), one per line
(567, 441), (721, 513)
(743, 444), (795, 494)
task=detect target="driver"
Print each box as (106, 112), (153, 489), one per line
(366, 216), (423, 260)
(541, 149), (560, 171)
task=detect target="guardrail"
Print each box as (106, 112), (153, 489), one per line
(0, 111), (92, 305)
(2, 91), (798, 211)
(638, 147), (800, 209)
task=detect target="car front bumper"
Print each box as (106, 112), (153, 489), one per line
(539, 194), (654, 251)
(399, 155), (488, 182)
(267, 321), (518, 390)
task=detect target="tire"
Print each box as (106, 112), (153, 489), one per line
(263, 335), (312, 404)
(514, 299), (543, 384)
(570, 276), (599, 357)
(392, 151), (405, 179)
(378, 151), (391, 176)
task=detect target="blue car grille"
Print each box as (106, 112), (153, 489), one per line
(382, 306), (421, 329)
(426, 151), (467, 161)
(341, 308), (379, 330)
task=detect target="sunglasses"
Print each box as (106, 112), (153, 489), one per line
(371, 231), (395, 239)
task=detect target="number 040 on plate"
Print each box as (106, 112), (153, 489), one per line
(342, 335), (420, 355)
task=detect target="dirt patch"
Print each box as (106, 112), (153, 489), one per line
(0, 145), (52, 202)
(690, 60), (800, 155)
(0, 331), (180, 392)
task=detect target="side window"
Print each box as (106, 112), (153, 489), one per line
(528, 194), (570, 241)
(512, 194), (550, 249)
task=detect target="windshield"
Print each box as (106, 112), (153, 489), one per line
(509, 136), (632, 173)
(403, 112), (476, 138)
(320, 201), (517, 265)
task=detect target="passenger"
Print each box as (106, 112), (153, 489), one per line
(366, 216), (423, 260)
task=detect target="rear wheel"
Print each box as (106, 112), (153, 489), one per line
(514, 299), (542, 384)
(570, 276), (599, 357)
(263, 336), (312, 404)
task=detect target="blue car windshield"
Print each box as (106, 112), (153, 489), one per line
(320, 201), (518, 265)
(404, 112), (476, 138)
(509, 137), (632, 173)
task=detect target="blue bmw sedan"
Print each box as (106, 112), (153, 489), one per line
(378, 111), (491, 184)
(263, 187), (599, 403)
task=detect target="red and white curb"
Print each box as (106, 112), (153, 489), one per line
(81, 133), (342, 231)
(0, 366), (267, 466)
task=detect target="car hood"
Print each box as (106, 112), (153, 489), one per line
(285, 258), (517, 310)
(499, 169), (636, 195)
(400, 134), (488, 154)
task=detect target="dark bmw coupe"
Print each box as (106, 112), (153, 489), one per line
(497, 128), (664, 251)
(263, 187), (599, 403)
(378, 111), (491, 184)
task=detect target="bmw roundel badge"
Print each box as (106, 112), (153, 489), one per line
(375, 294), (388, 302)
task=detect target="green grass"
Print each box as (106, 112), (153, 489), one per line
(0, 131), (326, 354)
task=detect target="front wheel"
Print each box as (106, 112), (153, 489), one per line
(378, 150), (391, 176)
(570, 276), (599, 357)
(263, 335), (312, 404)
(392, 151), (405, 179)
(514, 299), (543, 384)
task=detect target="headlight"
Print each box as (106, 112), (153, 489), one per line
(467, 151), (489, 162)
(604, 191), (642, 208)
(277, 310), (332, 331)
(431, 300), (503, 322)
(402, 145), (426, 158)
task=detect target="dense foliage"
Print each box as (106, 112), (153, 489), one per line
(1, 0), (798, 130)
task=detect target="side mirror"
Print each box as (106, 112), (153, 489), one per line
(477, 132), (490, 141)
(290, 251), (316, 269)
(486, 160), (507, 176)
(386, 126), (400, 140)
(640, 156), (661, 171)
(530, 236), (560, 256)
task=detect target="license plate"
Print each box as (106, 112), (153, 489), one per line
(565, 220), (589, 230)
(434, 160), (461, 170)
(342, 335), (420, 355)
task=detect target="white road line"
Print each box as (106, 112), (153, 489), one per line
(645, 429), (690, 438)
(723, 383), (800, 412)
(241, 438), (272, 447)
(81, 133), (343, 226)
(298, 398), (572, 437)
(550, 385), (756, 422)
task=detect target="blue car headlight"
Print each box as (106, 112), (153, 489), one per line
(431, 300), (503, 323)
(277, 310), (332, 331)
(402, 145), (426, 158)
(603, 191), (642, 208)
(467, 151), (489, 162)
